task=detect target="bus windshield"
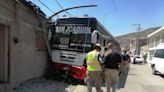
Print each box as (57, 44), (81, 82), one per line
(51, 32), (92, 52)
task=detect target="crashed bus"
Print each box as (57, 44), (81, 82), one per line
(48, 17), (120, 81)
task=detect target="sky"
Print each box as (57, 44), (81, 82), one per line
(31, 0), (164, 36)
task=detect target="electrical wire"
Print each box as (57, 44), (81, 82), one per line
(103, 0), (117, 25)
(85, 0), (99, 16)
(83, 17), (91, 53)
(37, 0), (60, 18)
(111, 0), (117, 13)
(54, 0), (72, 16)
(38, 0), (54, 13)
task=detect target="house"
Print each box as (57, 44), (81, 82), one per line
(0, 0), (48, 89)
(147, 26), (164, 63)
(129, 38), (147, 55)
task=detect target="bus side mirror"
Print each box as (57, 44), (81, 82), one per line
(92, 30), (99, 44)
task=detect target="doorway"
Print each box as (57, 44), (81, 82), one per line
(0, 24), (8, 84)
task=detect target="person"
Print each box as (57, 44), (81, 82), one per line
(103, 48), (108, 57)
(122, 51), (131, 73)
(101, 47), (108, 82)
(85, 44), (103, 92)
(142, 53), (148, 63)
(102, 47), (108, 70)
(103, 43), (124, 92)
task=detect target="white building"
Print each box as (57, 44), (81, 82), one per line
(147, 26), (164, 63)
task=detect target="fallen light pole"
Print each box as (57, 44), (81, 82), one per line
(49, 5), (97, 20)
(43, 4), (97, 58)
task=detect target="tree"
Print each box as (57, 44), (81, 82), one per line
(142, 53), (148, 63)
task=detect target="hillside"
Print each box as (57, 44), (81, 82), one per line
(115, 27), (161, 49)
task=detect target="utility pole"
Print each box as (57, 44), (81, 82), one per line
(132, 24), (141, 55)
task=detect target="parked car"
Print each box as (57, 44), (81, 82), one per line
(151, 43), (164, 75)
(133, 55), (143, 64)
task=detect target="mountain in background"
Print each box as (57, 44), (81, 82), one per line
(115, 27), (161, 50)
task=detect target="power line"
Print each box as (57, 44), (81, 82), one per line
(38, 0), (54, 13)
(111, 0), (117, 13)
(102, 0), (117, 25)
(54, 0), (72, 16)
(86, 0), (99, 15)
(38, 0), (60, 18)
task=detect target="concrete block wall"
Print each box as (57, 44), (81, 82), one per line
(0, 0), (48, 87)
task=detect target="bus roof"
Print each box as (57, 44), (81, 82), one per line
(55, 17), (120, 46)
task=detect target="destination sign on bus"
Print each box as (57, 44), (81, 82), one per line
(56, 26), (91, 33)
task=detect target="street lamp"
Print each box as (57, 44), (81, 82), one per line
(49, 5), (97, 20)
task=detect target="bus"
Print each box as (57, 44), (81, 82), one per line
(49, 17), (120, 80)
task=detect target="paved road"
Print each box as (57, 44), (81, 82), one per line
(5, 63), (164, 92)
(72, 64), (164, 92)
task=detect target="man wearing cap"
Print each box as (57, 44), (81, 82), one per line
(104, 43), (124, 92)
(86, 43), (103, 92)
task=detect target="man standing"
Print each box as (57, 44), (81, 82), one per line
(86, 44), (103, 92)
(104, 43), (123, 92)
(122, 51), (131, 74)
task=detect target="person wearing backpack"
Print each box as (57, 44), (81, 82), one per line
(122, 51), (131, 74)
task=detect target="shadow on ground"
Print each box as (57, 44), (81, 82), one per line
(160, 75), (164, 78)
(118, 68), (129, 89)
(10, 78), (74, 92)
(155, 74), (164, 78)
